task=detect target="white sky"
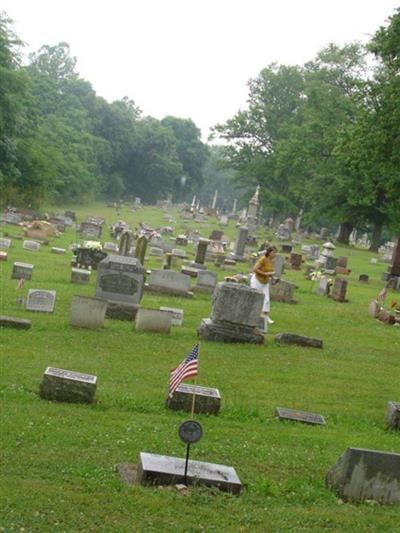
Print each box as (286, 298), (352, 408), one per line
(2, 0), (398, 140)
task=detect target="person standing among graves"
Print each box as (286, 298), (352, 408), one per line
(250, 245), (277, 324)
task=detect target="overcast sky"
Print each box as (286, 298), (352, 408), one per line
(2, 0), (398, 140)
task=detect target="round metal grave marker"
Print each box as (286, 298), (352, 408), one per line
(179, 420), (203, 444)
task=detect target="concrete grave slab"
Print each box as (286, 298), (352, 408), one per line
(137, 452), (242, 494)
(276, 407), (326, 425)
(0, 316), (31, 330)
(275, 332), (323, 348)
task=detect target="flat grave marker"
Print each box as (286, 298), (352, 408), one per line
(276, 407), (326, 425)
(22, 240), (41, 252)
(39, 367), (97, 404)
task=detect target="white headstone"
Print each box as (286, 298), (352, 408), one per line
(26, 289), (56, 313)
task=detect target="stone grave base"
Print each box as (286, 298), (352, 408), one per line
(144, 283), (193, 298)
(181, 266), (199, 277)
(136, 452), (242, 494)
(275, 332), (323, 348)
(188, 262), (206, 270)
(192, 285), (215, 294)
(198, 318), (264, 344)
(106, 301), (139, 321)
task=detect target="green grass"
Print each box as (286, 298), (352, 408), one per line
(1, 203), (399, 532)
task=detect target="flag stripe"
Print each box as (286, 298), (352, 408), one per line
(169, 344), (199, 397)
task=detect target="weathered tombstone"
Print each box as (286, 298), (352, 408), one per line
(198, 282), (264, 344)
(26, 289), (56, 313)
(232, 227), (248, 261)
(219, 214), (228, 226)
(159, 306), (184, 326)
(0, 316), (31, 330)
(166, 384), (221, 414)
(191, 238), (210, 269)
(136, 452), (242, 494)
(80, 221), (102, 239)
(70, 267), (91, 284)
(0, 251), (7, 261)
(96, 255), (144, 304)
(175, 235), (188, 246)
(276, 407), (326, 425)
(274, 255), (285, 278)
(315, 277), (329, 296)
(368, 300), (380, 318)
(70, 296), (107, 329)
(359, 274), (369, 283)
(275, 332), (323, 348)
(51, 247), (66, 255)
(147, 270), (192, 297)
(150, 247), (164, 257)
(337, 256), (348, 268)
(209, 230), (223, 241)
(11, 261), (33, 281)
(119, 230), (134, 256)
(330, 278), (348, 302)
(0, 238), (12, 249)
(135, 308), (172, 333)
(135, 235), (148, 265)
(289, 252), (302, 270)
(320, 227), (328, 239)
(386, 401), (400, 429)
(325, 447), (400, 504)
(172, 248), (186, 259)
(270, 279), (297, 303)
(194, 270), (217, 293)
(325, 256), (338, 271)
(39, 367), (97, 404)
(23, 240), (41, 252)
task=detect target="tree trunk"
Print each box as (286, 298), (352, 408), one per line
(369, 223), (383, 252)
(337, 222), (353, 245)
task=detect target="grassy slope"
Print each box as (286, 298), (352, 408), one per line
(0, 203), (399, 533)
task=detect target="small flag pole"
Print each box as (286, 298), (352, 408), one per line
(190, 342), (200, 418)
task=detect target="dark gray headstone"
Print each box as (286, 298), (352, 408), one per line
(166, 384), (221, 414)
(276, 407), (326, 425)
(137, 452), (242, 494)
(275, 332), (323, 349)
(26, 289), (56, 313)
(39, 367), (97, 404)
(96, 255), (144, 304)
(326, 447), (400, 504)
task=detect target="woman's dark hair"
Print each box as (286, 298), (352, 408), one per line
(265, 245), (277, 257)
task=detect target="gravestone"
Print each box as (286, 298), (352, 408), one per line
(166, 384), (221, 414)
(194, 270), (217, 293)
(135, 308), (172, 333)
(276, 407), (326, 425)
(386, 401), (400, 429)
(175, 235), (188, 246)
(71, 267), (91, 284)
(136, 452), (242, 494)
(315, 277), (329, 296)
(70, 296), (107, 329)
(23, 240), (41, 252)
(270, 280), (297, 303)
(172, 249), (186, 258)
(368, 300), (380, 318)
(274, 255), (285, 278)
(0, 316), (31, 330)
(159, 306), (184, 326)
(96, 255), (144, 304)
(198, 282), (264, 344)
(26, 289), (56, 313)
(308, 245), (320, 261)
(325, 447), (400, 504)
(80, 221), (102, 239)
(337, 256), (348, 268)
(331, 278), (348, 302)
(0, 251), (7, 261)
(119, 230), (134, 256)
(232, 227), (248, 261)
(324, 256), (338, 271)
(12, 262), (33, 281)
(135, 235), (148, 265)
(39, 367), (97, 404)
(51, 247), (66, 255)
(0, 238), (11, 249)
(275, 332), (323, 348)
(359, 274), (369, 283)
(281, 244), (292, 254)
(209, 230), (223, 241)
(164, 253), (172, 270)
(150, 247), (164, 257)
(219, 215), (228, 226)
(289, 252), (302, 270)
(191, 238), (210, 269)
(147, 270), (192, 297)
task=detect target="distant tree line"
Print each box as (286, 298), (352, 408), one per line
(212, 8), (400, 249)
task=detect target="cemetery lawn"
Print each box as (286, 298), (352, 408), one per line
(1, 204), (399, 533)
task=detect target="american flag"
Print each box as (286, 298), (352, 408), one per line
(169, 344), (199, 398)
(16, 277), (25, 290)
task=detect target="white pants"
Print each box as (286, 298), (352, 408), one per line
(250, 274), (270, 313)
